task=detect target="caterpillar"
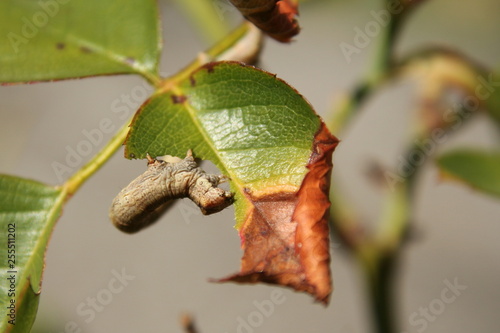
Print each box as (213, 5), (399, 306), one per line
(109, 150), (234, 233)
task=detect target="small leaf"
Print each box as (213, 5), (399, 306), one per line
(0, 0), (160, 83)
(0, 175), (66, 332)
(436, 149), (500, 198)
(228, 0), (300, 42)
(125, 61), (338, 303)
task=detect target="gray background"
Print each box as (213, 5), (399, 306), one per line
(1, 0), (500, 332)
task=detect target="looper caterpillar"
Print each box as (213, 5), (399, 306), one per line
(109, 150), (234, 233)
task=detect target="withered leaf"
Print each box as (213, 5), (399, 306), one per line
(228, 0), (300, 42)
(219, 123), (338, 304)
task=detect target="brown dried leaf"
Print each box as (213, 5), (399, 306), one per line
(228, 0), (300, 42)
(218, 123), (338, 304)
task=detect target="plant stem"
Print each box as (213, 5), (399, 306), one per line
(64, 120), (130, 195)
(329, 3), (474, 332)
(327, 2), (427, 333)
(364, 252), (398, 333)
(139, 69), (162, 87)
(329, 0), (420, 133)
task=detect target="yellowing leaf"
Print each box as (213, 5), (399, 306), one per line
(124, 62), (339, 303)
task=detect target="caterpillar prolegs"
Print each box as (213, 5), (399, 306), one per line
(109, 150), (234, 233)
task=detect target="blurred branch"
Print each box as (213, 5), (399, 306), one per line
(326, 1), (432, 333)
(330, 42), (490, 329)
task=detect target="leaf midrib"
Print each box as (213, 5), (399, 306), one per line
(171, 85), (248, 204)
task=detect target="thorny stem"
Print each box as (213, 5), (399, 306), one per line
(63, 22), (253, 196)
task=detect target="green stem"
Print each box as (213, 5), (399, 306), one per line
(328, 3), (426, 333)
(370, 0), (424, 83)
(64, 120), (130, 195)
(328, 0), (418, 134)
(139, 69), (162, 87)
(363, 252), (398, 333)
(367, 20), (393, 85)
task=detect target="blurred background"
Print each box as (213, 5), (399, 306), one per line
(1, 0), (500, 332)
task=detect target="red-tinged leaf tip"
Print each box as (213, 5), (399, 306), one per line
(217, 122), (339, 305)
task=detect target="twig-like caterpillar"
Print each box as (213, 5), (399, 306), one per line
(109, 150), (234, 233)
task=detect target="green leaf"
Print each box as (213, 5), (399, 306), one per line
(436, 149), (500, 198)
(0, 0), (160, 83)
(0, 175), (67, 332)
(125, 61), (322, 228)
